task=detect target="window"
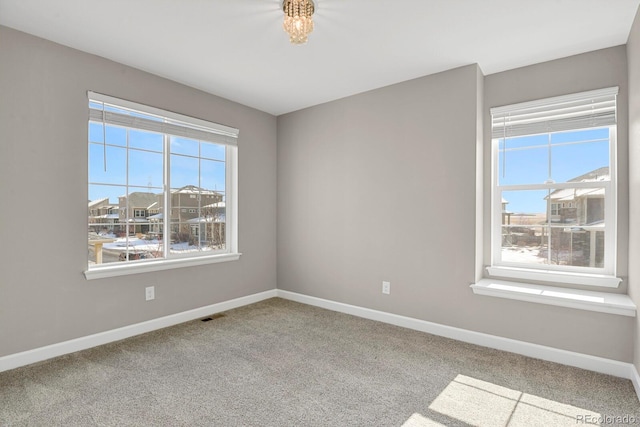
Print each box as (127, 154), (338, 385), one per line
(489, 87), (618, 286)
(86, 92), (239, 278)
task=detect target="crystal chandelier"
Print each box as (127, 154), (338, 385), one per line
(282, 0), (315, 45)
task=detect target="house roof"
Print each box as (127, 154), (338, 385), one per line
(548, 188), (605, 202)
(547, 167), (609, 200)
(172, 185), (221, 196)
(567, 166), (609, 183)
(88, 197), (110, 208)
(203, 202), (226, 209)
(186, 215), (226, 224)
(121, 192), (158, 208)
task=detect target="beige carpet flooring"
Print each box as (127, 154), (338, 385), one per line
(1, 298), (638, 426)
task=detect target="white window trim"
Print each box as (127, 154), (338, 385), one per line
(85, 92), (240, 279)
(470, 278), (635, 317)
(488, 88), (619, 288)
(84, 253), (241, 280)
(486, 266), (621, 288)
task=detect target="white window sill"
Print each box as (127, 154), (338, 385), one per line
(487, 266), (622, 288)
(84, 253), (241, 280)
(470, 278), (636, 317)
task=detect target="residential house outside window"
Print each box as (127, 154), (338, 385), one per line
(86, 92), (239, 278)
(488, 87), (618, 286)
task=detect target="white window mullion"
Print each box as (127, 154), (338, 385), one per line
(225, 146), (232, 255)
(498, 182), (610, 192)
(227, 145), (238, 254)
(606, 126), (617, 275)
(125, 128), (130, 257)
(492, 138), (500, 266)
(546, 189), (552, 266)
(493, 187), (503, 266)
(197, 142), (202, 251)
(163, 134), (170, 260)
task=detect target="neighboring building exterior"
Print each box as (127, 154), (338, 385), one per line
(501, 197), (512, 225)
(118, 192), (158, 235)
(546, 166), (608, 226)
(500, 167), (608, 268)
(88, 197), (119, 233)
(186, 201), (226, 247)
(168, 185), (224, 246)
(168, 185), (222, 224)
(89, 185), (225, 244)
(544, 166), (608, 268)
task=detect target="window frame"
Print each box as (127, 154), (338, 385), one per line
(85, 92), (240, 280)
(487, 88), (620, 288)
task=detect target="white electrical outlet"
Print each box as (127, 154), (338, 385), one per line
(382, 281), (390, 295)
(145, 286), (155, 301)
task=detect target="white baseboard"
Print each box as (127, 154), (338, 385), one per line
(277, 290), (639, 387)
(632, 364), (640, 401)
(0, 289), (277, 373)
(3, 287), (639, 404)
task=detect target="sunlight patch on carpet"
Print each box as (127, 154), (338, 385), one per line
(401, 413), (447, 426)
(427, 374), (601, 426)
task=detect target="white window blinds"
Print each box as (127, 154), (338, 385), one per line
(491, 87), (618, 139)
(88, 91), (239, 146)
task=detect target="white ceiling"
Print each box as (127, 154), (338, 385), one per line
(1, 0), (639, 115)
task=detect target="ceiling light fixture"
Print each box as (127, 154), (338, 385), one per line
(282, 0), (315, 45)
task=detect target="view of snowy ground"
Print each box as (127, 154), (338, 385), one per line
(501, 245), (585, 265)
(89, 233), (216, 265)
(501, 246), (547, 264)
(95, 233), (212, 253)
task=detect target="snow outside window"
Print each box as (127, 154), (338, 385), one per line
(489, 87), (618, 283)
(87, 92), (238, 275)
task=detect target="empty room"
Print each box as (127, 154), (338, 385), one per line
(2, 0), (640, 425)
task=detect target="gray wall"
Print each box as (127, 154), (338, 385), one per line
(278, 64), (481, 326)
(278, 52), (634, 362)
(2, 22), (636, 366)
(0, 26), (277, 357)
(627, 8), (640, 372)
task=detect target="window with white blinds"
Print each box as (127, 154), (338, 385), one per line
(86, 92), (239, 279)
(488, 87), (619, 286)
(88, 93), (238, 146)
(491, 87), (617, 139)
